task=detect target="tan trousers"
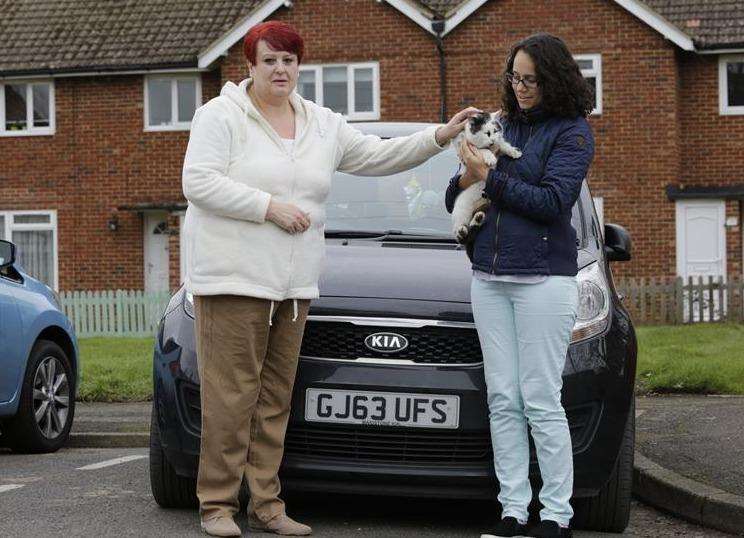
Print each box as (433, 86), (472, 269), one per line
(194, 295), (310, 522)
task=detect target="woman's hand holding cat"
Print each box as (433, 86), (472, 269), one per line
(458, 139), (490, 187)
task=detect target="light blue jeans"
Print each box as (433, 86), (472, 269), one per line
(471, 276), (579, 526)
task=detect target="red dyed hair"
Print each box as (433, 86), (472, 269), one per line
(243, 21), (304, 65)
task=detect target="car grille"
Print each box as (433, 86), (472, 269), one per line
(285, 426), (492, 464)
(299, 320), (483, 365)
(179, 382), (599, 466)
(283, 403), (596, 465)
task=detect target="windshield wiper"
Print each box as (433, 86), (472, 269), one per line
(324, 229), (402, 238)
(325, 229), (456, 242)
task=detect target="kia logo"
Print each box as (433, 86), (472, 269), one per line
(364, 332), (409, 353)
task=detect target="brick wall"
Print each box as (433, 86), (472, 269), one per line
(1, 0), (742, 291)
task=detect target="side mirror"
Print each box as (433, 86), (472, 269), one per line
(604, 223), (631, 262)
(0, 240), (16, 268)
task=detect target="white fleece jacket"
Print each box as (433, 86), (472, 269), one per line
(181, 79), (445, 300)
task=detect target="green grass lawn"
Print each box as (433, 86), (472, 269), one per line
(636, 323), (744, 395)
(77, 337), (155, 402)
(75, 324), (744, 401)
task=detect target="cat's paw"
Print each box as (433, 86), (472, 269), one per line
(511, 149), (523, 158)
(483, 152), (498, 168)
(471, 211), (486, 226)
(456, 225), (470, 244)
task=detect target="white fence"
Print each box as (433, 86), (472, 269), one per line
(59, 290), (172, 338)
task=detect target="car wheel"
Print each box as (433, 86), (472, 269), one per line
(5, 340), (75, 454)
(149, 403), (199, 508)
(149, 403), (251, 510)
(572, 398), (634, 532)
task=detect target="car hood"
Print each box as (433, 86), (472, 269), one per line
(318, 239), (597, 303)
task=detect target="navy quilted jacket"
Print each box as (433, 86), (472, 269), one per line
(445, 106), (595, 276)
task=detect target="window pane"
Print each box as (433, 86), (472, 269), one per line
(323, 67), (348, 114)
(148, 79), (172, 126)
(728, 61), (744, 107)
(585, 76), (597, 110)
(0, 215), (5, 240)
(576, 59), (594, 71)
(298, 70), (316, 102)
(12, 230), (54, 288)
(177, 79), (197, 123)
(32, 84), (50, 127)
(14, 213), (51, 224)
(354, 68), (374, 113)
(5, 84), (27, 131)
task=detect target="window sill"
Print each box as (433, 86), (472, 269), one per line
(719, 106), (744, 116)
(0, 129), (55, 137)
(346, 112), (381, 122)
(144, 124), (192, 132)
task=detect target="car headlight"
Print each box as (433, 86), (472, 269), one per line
(184, 291), (195, 319)
(571, 261), (611, 343)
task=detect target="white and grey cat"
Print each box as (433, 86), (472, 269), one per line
(451, 112), (522, 244)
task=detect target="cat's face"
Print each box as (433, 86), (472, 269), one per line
(465, 112), (504, 149)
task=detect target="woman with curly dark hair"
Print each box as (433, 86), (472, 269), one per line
(445, 33), (595, 538)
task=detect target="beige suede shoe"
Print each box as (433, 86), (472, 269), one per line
(200, 516), (242, 537)
(248, 513), (312, 536)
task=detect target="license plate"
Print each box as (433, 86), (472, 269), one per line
(305, 389), (459, 429)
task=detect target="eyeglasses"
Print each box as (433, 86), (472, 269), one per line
(505, 72), (539, 89)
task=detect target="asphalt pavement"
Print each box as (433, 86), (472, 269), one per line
(0, 447), (733, 537)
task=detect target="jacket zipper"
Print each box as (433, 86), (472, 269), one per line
(247, 100), (309, 294)
(287, 134), (299, 294)
(490, 124), (534, 273)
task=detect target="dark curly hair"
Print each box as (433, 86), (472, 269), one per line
(501, 33), (594, 120)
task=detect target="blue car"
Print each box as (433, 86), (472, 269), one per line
(0, 239), (79, 453)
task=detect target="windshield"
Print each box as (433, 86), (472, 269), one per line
(327, 148), (461, 236)
(326, 145), (584, 239)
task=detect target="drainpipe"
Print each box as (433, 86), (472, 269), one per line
(432, 17), (447, 123)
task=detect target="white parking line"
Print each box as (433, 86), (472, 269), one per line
(0, 484), (25, 494)
(76, 454), (148, 471)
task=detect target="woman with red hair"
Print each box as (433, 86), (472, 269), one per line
(181, 20), (477, 537)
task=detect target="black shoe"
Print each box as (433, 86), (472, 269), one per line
(480, 516), (528, 538)
(526, 520), (572, 538)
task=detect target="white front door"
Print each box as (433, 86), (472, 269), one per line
(675, 200), (726, 320)
(144, 212), (169, 293)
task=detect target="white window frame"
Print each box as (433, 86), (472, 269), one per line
(298, 62), (380, 121)
(144, 74), (202, 132)
(0, 80), (55, 137)
(178, 211), (186, 285)
(575, 54), (602, 116)
(0, 210), (59, 290)
(592, 196), (604, 230)
(719, 55), (744, 115)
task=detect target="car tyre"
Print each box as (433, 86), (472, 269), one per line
(5, 340), (75, 454)
(572, 398), (634, 532)
(150, 403), (199, 508)
(149, 404), (250, 510)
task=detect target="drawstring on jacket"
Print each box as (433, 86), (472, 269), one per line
(268, 299), (299, 326)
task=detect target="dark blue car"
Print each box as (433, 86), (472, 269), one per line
(151, 123), (636, 533)
(0, 239), (79, 453)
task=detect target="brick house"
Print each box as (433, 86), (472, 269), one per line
(1, 0), (743, 293)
